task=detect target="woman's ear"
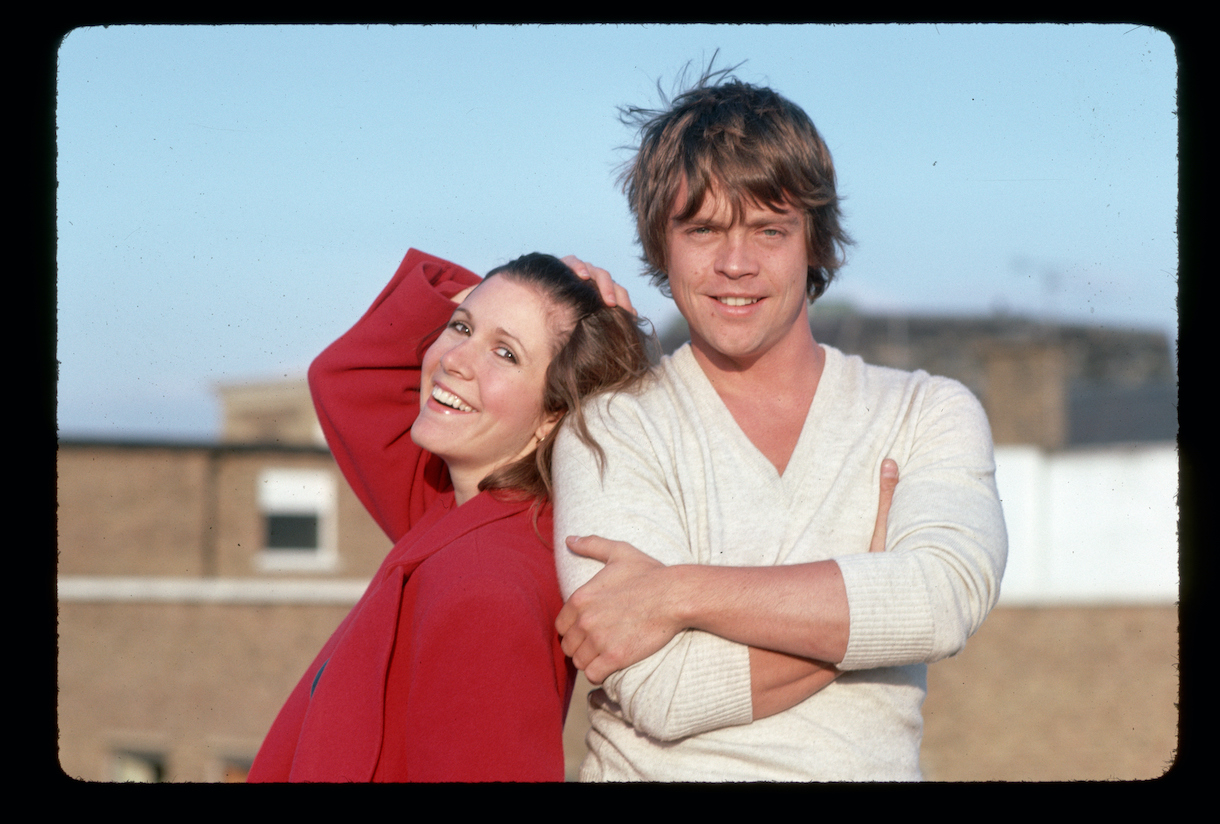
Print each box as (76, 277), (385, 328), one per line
(534, 409), (564, 445)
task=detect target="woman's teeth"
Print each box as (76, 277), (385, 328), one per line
(432, 386), (473, 412)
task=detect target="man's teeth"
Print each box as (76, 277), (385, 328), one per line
(718, 296), (759, 307)
(432, 386), (474, 412)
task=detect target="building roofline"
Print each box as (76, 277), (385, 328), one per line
(56, 436), (330, 455)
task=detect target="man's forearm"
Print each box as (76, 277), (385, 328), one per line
(666, 559), (851, 665)
(748, 647), (839, 720)
(688, 562), (848, 721)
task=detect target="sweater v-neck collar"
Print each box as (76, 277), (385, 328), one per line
(670, 343), (842, 487)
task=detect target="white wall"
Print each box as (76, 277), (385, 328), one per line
(993, 443), (1178, 605)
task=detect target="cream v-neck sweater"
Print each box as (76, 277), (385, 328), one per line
(554, 344), (1007, 781)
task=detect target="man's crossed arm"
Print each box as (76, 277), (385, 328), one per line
(556, 459), (899, 720)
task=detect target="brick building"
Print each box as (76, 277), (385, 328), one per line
(57, 385), (395, 782)
(58, 312), (1179, 781)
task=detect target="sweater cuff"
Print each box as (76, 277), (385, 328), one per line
(666, 631), (754, 736)
(602, 630), (753, 741)
(836, 553), (936, 671)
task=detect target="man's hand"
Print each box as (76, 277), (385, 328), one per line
(555, 536), (675, 684)
(751, 458), (899, 719)
(561, 255), (636, 314)
(870, 458), (899, 553)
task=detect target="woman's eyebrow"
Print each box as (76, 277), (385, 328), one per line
(461, 304), (533, 362)
(494, 326), (531, 360)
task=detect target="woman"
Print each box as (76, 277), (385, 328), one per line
(248, 249), (651, 782)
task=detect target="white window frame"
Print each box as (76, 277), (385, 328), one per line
(256, 468), (338, 573)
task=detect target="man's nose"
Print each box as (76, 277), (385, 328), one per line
(716, 234), (757, 278)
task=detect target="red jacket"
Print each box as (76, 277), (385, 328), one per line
(249, 250), (574, 782)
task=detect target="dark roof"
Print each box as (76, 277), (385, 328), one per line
(658, 308), (1177, 447)
(1069, 383), (1179, 446)
(57, 436), (330, 455)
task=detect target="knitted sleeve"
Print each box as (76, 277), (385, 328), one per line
(836, 378), (1007, 670)
(552, 398), (754, 741)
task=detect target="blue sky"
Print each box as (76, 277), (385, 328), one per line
(56, 23), (1178, 439)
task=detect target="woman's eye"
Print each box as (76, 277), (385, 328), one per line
(495, 346), (517, 362)
(449, 320), (471, 334)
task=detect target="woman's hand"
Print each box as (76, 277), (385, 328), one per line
(561, 255), (636, 314)
(450, 285), (476, 304)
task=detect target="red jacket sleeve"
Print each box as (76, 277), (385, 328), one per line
(394, 532), (571, 782)
(308, 249), (481, 541)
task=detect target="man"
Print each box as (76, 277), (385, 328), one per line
(552, 71), (1007, 781)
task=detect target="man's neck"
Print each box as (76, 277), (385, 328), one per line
(689, 328), (825, 475)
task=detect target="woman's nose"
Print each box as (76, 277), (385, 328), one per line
(439, 339), (474, 376)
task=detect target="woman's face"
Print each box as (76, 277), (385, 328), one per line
(412, 275), (564, 504)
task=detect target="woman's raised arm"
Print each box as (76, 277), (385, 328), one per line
(309, 249), (480, 541)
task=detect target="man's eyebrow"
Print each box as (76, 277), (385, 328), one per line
(671, 209), (802, 227)
(747, 206), (802, 223)
(671, 213), (721, 226)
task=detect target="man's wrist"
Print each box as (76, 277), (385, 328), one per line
(667, 563), (722, 633)
(665, 564), (701, 630)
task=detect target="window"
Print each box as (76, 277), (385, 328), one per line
(218, 757), (253, 783)
(266, 513), (319, 549)
(111, 750), (166, 782)
(256, 468), (338, 572)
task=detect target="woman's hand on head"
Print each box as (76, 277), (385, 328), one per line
(561, 256), (635, 315)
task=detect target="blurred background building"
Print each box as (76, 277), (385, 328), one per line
(57, 307), (1178, 782)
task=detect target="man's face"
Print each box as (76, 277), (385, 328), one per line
(664, 182), (814, 370)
